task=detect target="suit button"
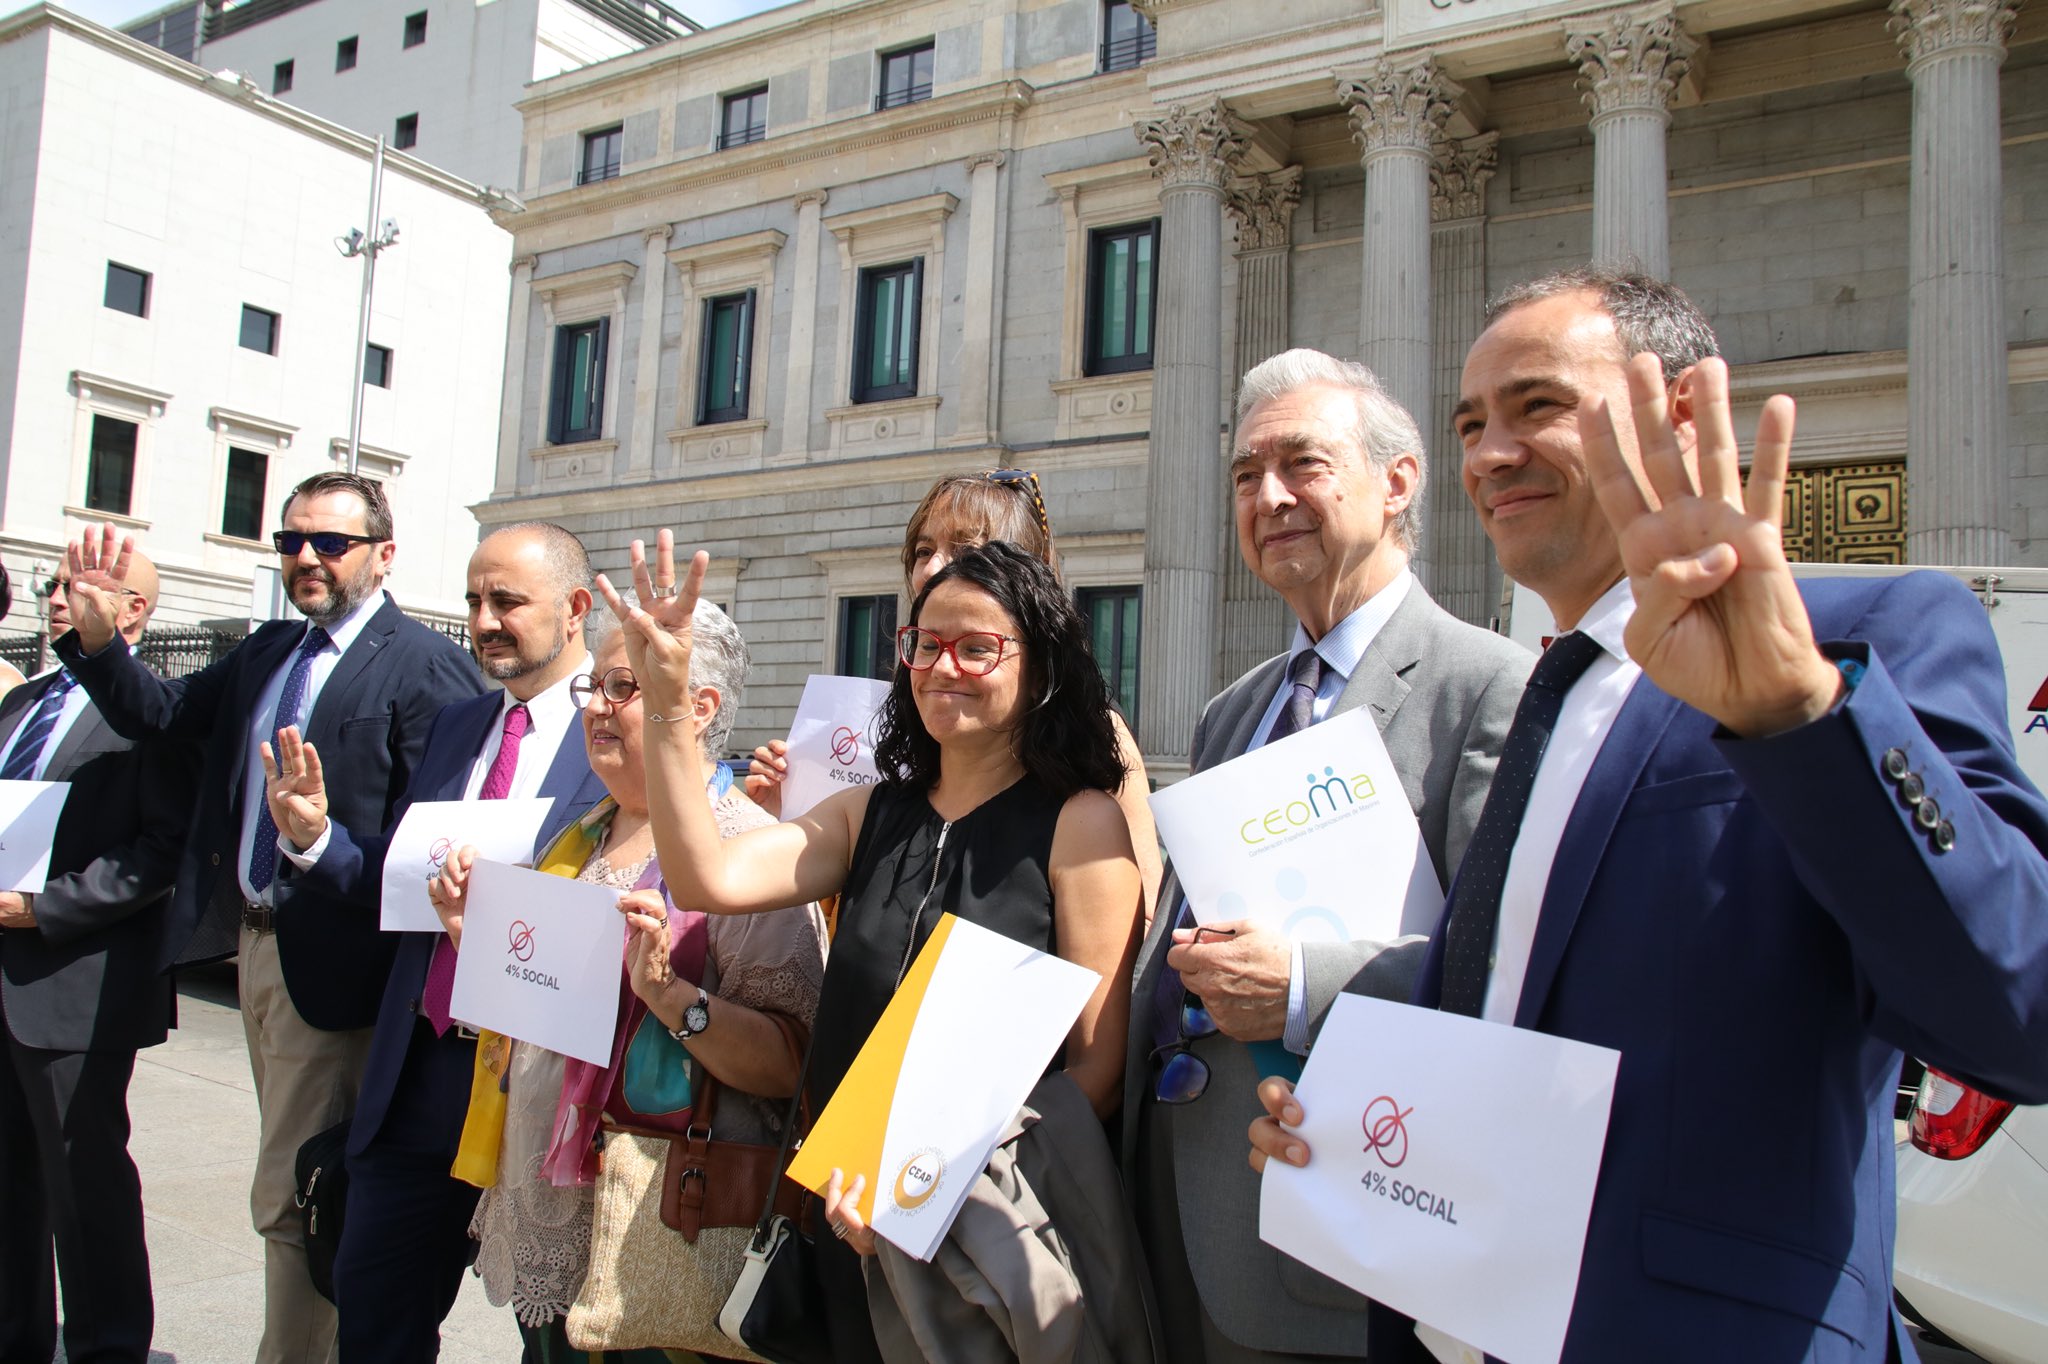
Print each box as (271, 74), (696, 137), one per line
(1915, 799), (1943, 831)
(1933, 820), (1956, 853)
(210, 852), (221, 866)
(1899, 773), (1925, 806)
(1883, 748), (1910, 781)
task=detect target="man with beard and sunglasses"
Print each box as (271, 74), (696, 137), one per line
(58, 473), (482, 1363)
(258, 522), (608, 1360)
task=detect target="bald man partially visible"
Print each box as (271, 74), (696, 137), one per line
(0, 551), (199, 1363)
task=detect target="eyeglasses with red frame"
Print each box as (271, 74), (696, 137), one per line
(895, 626), (1019, 677)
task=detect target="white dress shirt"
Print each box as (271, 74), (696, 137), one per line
(0, 661), (103, 780)
(1481, 578), (1643, 1024)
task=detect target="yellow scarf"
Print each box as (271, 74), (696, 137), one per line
(449, 799), (614, 1189)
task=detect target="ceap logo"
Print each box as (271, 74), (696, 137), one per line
(892, 1146), (946, 1212)
(1362, 1094), (1413, 1169)
(1238, 765), (1379, 845)
(830, 726), (862, 766)
(507, 919), (538, 962)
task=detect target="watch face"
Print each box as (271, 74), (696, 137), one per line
(684, 1002), (711, 1035)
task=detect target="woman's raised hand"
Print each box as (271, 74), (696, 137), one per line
(619, 889), (675, 1003)
(426, 844), (479, 948)
(258, 725), (329, 850)
(593, 529), (708, 721)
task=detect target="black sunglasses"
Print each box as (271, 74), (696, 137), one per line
(1152, 990), (1219, 1105)
(978, 468), (1052, 543)
(42, 576), (138, 599)
(272, 530), (385, 558)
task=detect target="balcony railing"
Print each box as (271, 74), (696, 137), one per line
(577, 160), (622, 186)
(1100, 29), (1157, 73)
(875, 83), (933, 112)
(716, 123), (766, 151)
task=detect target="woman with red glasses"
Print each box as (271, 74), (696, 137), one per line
(601, 533), (1151, 1364)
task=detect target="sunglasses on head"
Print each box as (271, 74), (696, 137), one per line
(977, 469), (1052, 543)
(272, 530), (384, 558)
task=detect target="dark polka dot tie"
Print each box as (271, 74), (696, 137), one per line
(1437, 630), (1606, 1018)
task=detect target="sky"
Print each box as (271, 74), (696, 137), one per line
(59, 0), (787, 34)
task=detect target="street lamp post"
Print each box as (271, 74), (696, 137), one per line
(337, 136), (399, 476)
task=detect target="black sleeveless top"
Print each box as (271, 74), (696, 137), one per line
(808, 775), (1063, 1112)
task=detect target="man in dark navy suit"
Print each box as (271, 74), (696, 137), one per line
(0, 551), (196, 1364)
(264, 522), (606, 1361)
(1253, 270), (2048, 1361)
(59, 474), (483, 1363)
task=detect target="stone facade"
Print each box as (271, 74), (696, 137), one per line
(481, 0), (2048, 768)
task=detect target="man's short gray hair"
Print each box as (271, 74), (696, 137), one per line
(1233, 349), (1427, 549)
(584, 594), (750, 758)
(1485, 266), (1720, 384)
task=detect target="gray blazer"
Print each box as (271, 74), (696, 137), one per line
(1121, 582), (1529, 1357)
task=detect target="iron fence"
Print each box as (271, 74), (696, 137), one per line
(0, 609), (473, 683)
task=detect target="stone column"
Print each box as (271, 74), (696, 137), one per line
(494, 255), (538, 496)
(1132, 97), (1248, 761)
(1222, 166), (1303, 683)
(1566, 7), (1696, 278)
(626, 225), (671, 483)
(1892, 0), (2018, 566)
(776, 190), (828, 464)
(950, 152), (1006, 446)
(1430, 134), (1499, 626)
(1338, 58), (1458, 583)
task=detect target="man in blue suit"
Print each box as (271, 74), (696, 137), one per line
(1251, 269), (2048, 1361)
(61, 474), (483, 1362)
(263, 522), (607, 1360)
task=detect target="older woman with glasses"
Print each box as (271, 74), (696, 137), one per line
(426, 597), (825, 1361)
(601, 533), (1151, 1364)
(745, 468), (1163, 923)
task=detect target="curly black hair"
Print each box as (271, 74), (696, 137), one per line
(872, 541), (1126, 802)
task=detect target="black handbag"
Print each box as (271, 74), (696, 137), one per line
(293, 1117), (352, 1304)
(716, 1039), (833, 1364)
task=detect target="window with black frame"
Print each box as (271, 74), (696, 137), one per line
(1099, 1), (1156, 72)
(876, 41), (934, 110)
(222, 447), (268, 541)
(364, 343), (393, 389)
(698, 290), (755, 424)
(580, 125), (623, 184)
(272, 59), (293, 94)
(239, 304), (280, 354)
(837, 595), (899, 680)
(853, 260), (922, 403)
(1077, 585), (1141, 723)
(718, 87), (767, 149)
(1085, 220), (1158, 375)
(548, 319), (609, 444)
(104, 262), (150, 318)
(86, 415), (138, 516)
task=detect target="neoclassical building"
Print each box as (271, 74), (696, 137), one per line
(478, 0), (2047, 770)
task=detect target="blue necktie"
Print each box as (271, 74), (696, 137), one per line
(1436, 630), (1606, 1017)
(1, 672), (79, 781)
(247, 626), (332, 896)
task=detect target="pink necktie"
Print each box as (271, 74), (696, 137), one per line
(422, 703), (530, 1035)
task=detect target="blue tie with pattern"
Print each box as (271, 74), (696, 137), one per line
(1, 671), (79, 781)
(247, 626), (332, 896)
(1436, 629), (1606, 1017)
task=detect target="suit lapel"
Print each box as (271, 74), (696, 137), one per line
(1334, 594), (1425, 732)
(225, 625), (305, 809)
(40, 694), (109, 778)
(304, 596), (401, 746)
(534, 723), (604, 854)
(0, 675), (48, 751)
(1207, 655), (1288, 773)
(1512, 681), (1684, 1029)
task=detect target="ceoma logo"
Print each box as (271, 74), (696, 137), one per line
(507, 919), (538, 962)
(892, 1146), (946, 1212)
(1239, 765), (1379, 845)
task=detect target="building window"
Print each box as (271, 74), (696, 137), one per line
(403, 10), (427, 47)
(336, 35), (357, 71)
(718, 86), (767, 150)
(579, 126), (622, 185)
(1099, 1), (1156, 73)
(86, 415), (138, 516)
(104, 262), (150, 318)
(239, 304), (280, 355)
(1085, 221), (1157, 376)
(852, 260), (921, 403)
(837, 594), (898, 680)
(272, 58), (293, 94)
(1077, 585), (1141, 723)
(698, 291), (754, 424)
(364, 343), (393, 389)
(548, 319), (609, 444)
(393, 113), (418, 150)
(222, 447), (268, 541)
(876, 41), (933, 111)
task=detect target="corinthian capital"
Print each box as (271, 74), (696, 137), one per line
(1566, 8), (1698, 119)
(1134, 97), (1251, 190)
(1226, 167), (1304, 252)
(1430, 133), (1499, 223)
(1336, 58), (1461, 160)
(1888, 0), (2019, 65)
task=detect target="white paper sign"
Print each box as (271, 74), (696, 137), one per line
(379, 797), (556, 932)
(1261, 994), (1620, 1364)
(0, 780), (69, 893)
(1148, 707), (1443, 943)
(780, 674), (890, 821)
(447, 859), (625, 1067)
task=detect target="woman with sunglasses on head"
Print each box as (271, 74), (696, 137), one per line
(603, 533), (1151, 1364)
(746, 469), (1163, 925)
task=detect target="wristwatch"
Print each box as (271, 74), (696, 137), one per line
(668, 987), (712, 1042)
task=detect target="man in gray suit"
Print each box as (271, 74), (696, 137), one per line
(1124, 349), (1529, 1361)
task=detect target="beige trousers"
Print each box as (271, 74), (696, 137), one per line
(239, 925), (373, 1364)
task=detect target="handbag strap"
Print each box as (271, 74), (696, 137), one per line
(750, 1021), (818, 1245)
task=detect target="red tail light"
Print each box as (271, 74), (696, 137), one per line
(1908, 1066), (2016, 1160)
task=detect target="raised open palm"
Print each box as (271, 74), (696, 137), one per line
(593, 529), (708, 719)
